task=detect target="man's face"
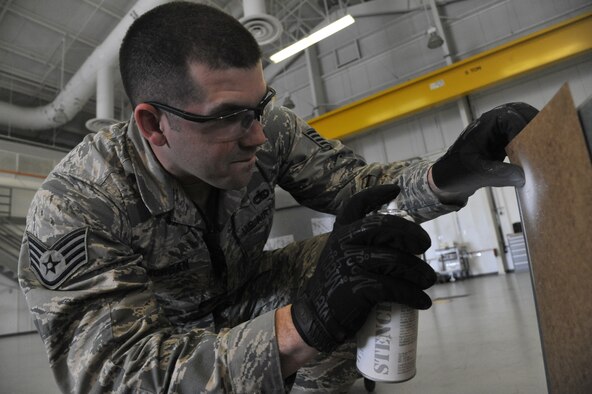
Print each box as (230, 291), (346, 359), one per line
(153, 62), (269, 190)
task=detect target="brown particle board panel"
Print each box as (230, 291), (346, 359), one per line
(506, 84), (592, 394)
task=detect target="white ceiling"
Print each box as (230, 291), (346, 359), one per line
(0, 0), (366, 150)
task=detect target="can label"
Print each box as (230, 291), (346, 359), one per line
(356, 302), (418, 383)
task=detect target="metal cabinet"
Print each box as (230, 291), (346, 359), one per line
(507, 233), (529, 271)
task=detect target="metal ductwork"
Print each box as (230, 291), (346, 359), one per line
(0, 0), (170, 131)
(85, 64), (119, 132)
(240, 0), (282, 46)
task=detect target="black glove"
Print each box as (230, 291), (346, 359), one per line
(431, 102), (538, 201)
(291, 184), (436, 353)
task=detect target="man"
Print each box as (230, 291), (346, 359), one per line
(18, 2), (537, 393)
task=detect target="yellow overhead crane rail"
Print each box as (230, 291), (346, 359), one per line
(309, 11), (592, 140)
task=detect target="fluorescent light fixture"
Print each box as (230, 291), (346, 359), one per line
(270, 14), (355, 63)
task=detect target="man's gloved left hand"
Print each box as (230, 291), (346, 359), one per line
(290, 185), (435, 353)
(431, 102), (538, 202)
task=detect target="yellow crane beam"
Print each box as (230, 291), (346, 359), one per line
(309, 12), (592, 140)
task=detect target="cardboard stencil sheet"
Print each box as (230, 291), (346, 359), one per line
(506, 84), (592, 393)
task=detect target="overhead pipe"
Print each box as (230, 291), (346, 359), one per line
(243, 0), (266, 16)
(96, 64), (115, 121)
(240, 0), (282, 46)
(85, 63), (119, 132)
(0, 0), (170, 130)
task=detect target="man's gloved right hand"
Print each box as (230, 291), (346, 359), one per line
(291, 184), (436, 353)
(430, 102), (538, 202)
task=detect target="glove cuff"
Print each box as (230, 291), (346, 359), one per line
(431, 156), (474, 203)
(291, 299), (341, 353)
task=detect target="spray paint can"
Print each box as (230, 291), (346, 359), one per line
(356, 202), (419, 383)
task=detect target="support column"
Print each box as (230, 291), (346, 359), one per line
(305, 45), (328, 117)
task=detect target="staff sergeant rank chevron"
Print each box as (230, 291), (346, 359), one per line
(26, 227), (88, 290)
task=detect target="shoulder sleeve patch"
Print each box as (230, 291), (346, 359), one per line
(26, 227), (88, 290)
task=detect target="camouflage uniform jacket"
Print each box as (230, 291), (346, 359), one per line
(19, 105), (459, 393)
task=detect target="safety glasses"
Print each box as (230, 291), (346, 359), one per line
(146, 87), (276, 142)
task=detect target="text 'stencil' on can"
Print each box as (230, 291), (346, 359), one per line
(356, 302), (418, 383)
(356, 201), (419, 383)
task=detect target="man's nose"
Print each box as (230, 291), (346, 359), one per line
(240, 119), (267, 147)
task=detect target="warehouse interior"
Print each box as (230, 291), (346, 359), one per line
(1, 0), (591, 392)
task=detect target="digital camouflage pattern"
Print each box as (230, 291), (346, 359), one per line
(19, 104), (461, 393)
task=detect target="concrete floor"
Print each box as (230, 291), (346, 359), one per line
(350, 271), (547, 393)
(0, 271), (547, 393)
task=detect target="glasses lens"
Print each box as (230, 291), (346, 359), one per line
(209, 111), (256, 142)
(235, 91), (271, 131)
(240, 110), (257, 129)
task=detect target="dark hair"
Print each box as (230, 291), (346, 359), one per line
(119, 1), (262, 107)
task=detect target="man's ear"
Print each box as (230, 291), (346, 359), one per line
(134, 103), (167, 146)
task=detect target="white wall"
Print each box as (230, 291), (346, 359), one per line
(0, 140), (65, 218)
(0, 275), (35, 335)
